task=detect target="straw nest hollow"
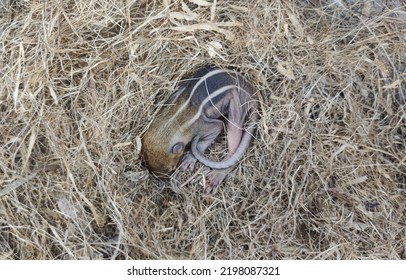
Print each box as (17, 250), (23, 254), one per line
(0, 0), (405, 259)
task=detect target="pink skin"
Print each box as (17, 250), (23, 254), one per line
(180, 88), (253, 194)
(204, 169), (229, 194)
(143, 66), (256, 194)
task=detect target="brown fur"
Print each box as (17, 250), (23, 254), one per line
(141, 66), (257, 193)
(141, 94), (199, 176)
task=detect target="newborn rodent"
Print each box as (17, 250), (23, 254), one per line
(141, 65), (258, 194)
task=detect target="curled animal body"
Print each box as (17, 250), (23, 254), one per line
(141, 65), (258, 194)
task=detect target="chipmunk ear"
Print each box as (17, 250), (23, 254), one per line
(171, 142), (185, 155)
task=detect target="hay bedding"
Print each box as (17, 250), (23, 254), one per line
(0, 0), (405, 259)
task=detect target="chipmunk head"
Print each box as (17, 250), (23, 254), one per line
(141, 123), (187, 177)
(141, 84), (195, 177)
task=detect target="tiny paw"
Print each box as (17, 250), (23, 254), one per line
(179, 153), (197, 171)
(203, 169), (227, 194)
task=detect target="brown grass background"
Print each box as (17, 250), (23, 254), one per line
(0, 0), (405, 259)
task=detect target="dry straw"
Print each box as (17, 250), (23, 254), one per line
(0, 0), (405, 259)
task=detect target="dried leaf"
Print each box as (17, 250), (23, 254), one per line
(287, 11), (303, 34)
(113, 142), (133, 148)
(170, 11), (197, 21)
(57, 198), (79, 219)
(23, 128), (37, 169)
(276, 62), (296, 80)
(346, 176), (368, 186)
(135, 135), (142, 154)
(0, 174), (37, 197)
(170, 22), (240, 41)
(48, 84), (58, 104)
(382, 79), (402, 89)
(207, 42), (225, 60)
(332, 144), (347, 158)
(189, 0), (212, 7)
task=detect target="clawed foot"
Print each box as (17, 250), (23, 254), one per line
(179, 155), (229, 195)
(203, 169), (228, 194)
(179, 152), (197, 171)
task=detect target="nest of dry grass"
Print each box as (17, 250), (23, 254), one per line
(1, 0), (405, 260)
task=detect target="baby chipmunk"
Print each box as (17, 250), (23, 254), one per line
(141, 65), (258, 194)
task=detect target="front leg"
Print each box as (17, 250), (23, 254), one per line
(179, 119), (223, 171)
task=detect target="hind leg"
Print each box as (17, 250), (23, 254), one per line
(204, 90), (248, 193)
(203, 168), (230, 194)
(225, 88), (246, 154)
